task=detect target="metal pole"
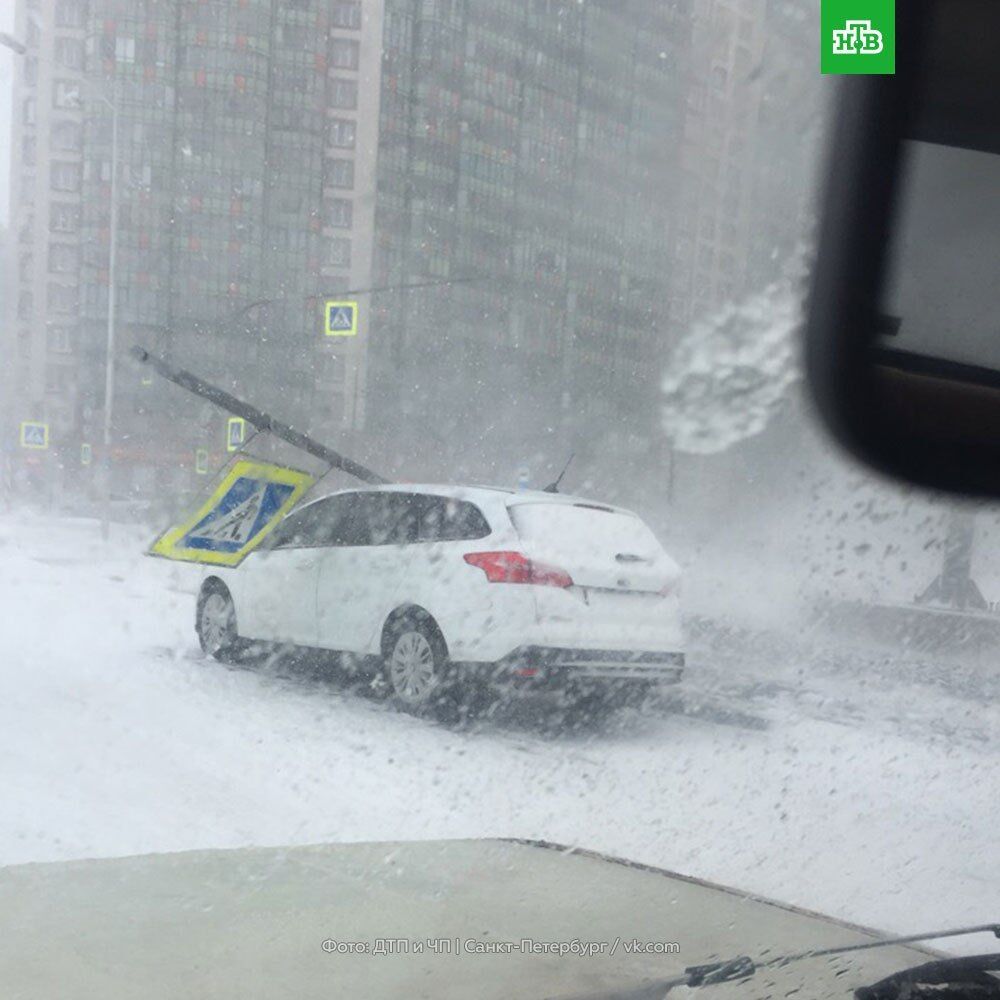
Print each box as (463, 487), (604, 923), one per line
(100, 94), (119, 540)
(130, 346), (391, 485)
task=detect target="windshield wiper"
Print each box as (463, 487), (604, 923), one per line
(555, 923), (1000, 1000)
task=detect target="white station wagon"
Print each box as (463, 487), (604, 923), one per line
(196, 485), (684, 714)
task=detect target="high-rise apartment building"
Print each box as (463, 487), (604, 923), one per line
(5, 0), (692, 504)
(669, 0), (817, 329)
(368, 0), (691, 474)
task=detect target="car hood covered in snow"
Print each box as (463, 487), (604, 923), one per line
(1, 838), (934, 999)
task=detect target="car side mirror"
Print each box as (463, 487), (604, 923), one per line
(806, 0), (1000, 497)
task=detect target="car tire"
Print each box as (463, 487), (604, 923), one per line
(382, 612), (453, 719)
(196, 581), (243, 664)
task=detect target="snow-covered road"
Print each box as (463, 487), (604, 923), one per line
(2, 511), (997, 949)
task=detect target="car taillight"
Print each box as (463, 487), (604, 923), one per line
(463, 551), (573, 588)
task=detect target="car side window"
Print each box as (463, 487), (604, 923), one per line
(263, 499), (333, 550)
(346, 492), (422, 546)
(306, 492), (416, 547)
(416, 496), (490, 542)
(264, 493), (490, 549)
(310, 494), (367, 546)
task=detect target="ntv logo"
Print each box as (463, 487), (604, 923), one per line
(832, 19), (884, 54)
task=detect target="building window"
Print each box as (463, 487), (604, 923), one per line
(327, 158), (354, 189)
(329, 77), (358, 109)
(49, 283), (79, 312)
(53, 80), (82, 109)
(327, 237), (351, 268)
(327, 198), (352, 228)
(51, 162), (81, 192)
(330, 38), (359, 70)
(19, 253), (34, 283)
(52, 120), (82, 152)
(50, 203), (80, 233)
(45, 363), (71, 393)
(115, 37), (136, 63)
(331, 1), (362, 29)
(18, 292), (34, 320)
(55, 37), (85, 70)
(49, 244), (79, 275)
(55, 0), (87, 28)
(328, 118), (356, 148)
(24, 56), (38, 85)
(22, 135), (36, 166)
(24, 97), (37, 125)
(48, 328), (73, 354)
(276, 23), (311, 48)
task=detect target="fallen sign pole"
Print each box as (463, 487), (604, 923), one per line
(130, 345), (390, 486)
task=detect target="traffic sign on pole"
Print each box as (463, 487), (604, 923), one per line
(226, 417), (246, 452)
(19, 422), (49, 450)
(81, 442), (92, 466)
(324, 300), (358, 337)
(150, 458), (315, 567)
(195, 448), (210, 475)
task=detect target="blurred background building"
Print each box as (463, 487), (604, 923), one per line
(2, 0), (816, 515)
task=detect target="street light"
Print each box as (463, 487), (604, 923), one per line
(69, 82), (120, 540)
(97, 90), (120, 542)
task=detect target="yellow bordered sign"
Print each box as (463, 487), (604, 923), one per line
(324, 299), (358, 337)
(150, 459), (315, 566)
(226, 417), (246, 452)
(20, 422), (49, 450)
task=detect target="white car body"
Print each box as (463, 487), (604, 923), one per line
(211, 484), (684, 689)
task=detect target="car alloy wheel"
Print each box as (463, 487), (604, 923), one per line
(388, 630), (438, 705)
(199, 591), (236, 657)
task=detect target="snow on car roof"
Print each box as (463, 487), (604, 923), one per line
(305, 482), (634, 514)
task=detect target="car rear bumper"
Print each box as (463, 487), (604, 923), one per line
(482, 645), (684, 688)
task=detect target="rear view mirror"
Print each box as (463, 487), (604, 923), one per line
(806, 0), (1000, 496)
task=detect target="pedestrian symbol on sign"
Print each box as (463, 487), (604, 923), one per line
(195, 448), (210, 475)
(324, 300), (358, 337)
(150, 459), (315, 566)
(20, 422), (49, 450)
(227, 417), (246, 452)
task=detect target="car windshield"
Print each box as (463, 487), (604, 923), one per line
(1, 1), (997, 997)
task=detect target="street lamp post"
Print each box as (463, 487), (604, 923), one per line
(0, 32), (24, 509)
(97, 91), (119, 541)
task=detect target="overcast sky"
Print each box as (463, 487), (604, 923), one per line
(0, 3), (16, 229)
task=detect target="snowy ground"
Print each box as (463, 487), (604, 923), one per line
(2, 511), (998, 953)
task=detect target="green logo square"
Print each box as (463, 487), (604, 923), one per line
(821, 0), (895, 74)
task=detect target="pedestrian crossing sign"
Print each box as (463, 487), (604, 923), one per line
(226, 417), (246, 452)
(324, 299), (358, 337)
(81, 442), (92, 466)
(20, 422), (49, 450)
(150, 459), (315, 566)
(195, 448), (210, 475)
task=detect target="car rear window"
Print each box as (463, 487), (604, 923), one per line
(416, 496), (491, 542)
(508, 502), (663, 559)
